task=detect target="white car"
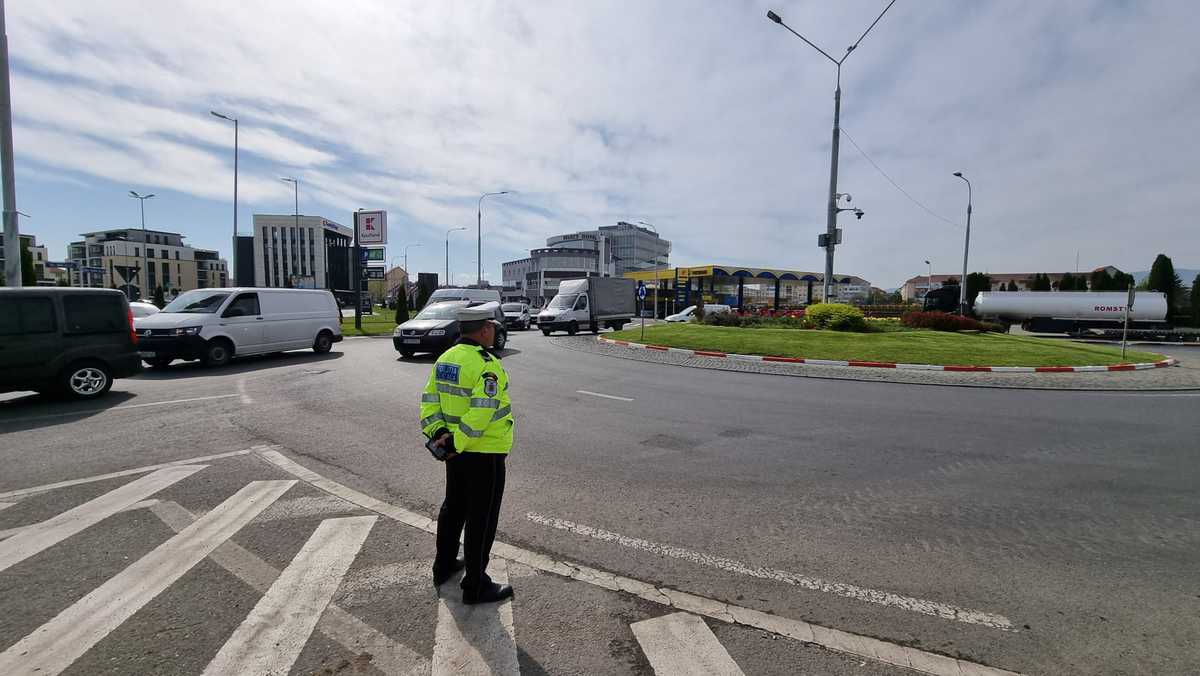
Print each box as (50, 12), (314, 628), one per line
(665, 304), (732, 322)
(502, 302), (531, 330)
(129, 301), (160, 318)
(133, 288), (343, 368)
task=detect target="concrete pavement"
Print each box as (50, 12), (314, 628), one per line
(1, 329), (1198, 674)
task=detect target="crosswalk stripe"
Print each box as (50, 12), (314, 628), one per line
(0, 447), (259, 500)
(149, 500), (430, 676)
(0, 465), (205, 574)
(0, 501), (14, 512)
(433, 559), (520, 676)
(202, 515), (378, 676)
(0, 479), (295, 676)
(631, 612), (746, 676)
(0, 499), (161, 542)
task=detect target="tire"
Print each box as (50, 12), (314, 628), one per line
(60, 361), (113, 399)
(590, 322), (599, 334)
(313, 330), (334, 354)
(567, 321), (578, 336)
(145, 357), (173, 369)
(202, 339), (233, 367)
(400, 349), (415, 358)
(494, 331), (507, 351)
(542, 329), (551, 336)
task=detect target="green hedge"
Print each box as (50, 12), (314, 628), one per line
(804, 303), (866, 332)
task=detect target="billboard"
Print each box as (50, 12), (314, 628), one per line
(356, 210), (387, 245)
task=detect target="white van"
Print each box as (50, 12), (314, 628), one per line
(424, 287), (501, 307)
(133, 288), (343, 368)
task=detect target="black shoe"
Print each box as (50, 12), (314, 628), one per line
(462, 582), (514, 605)
(433, 559), (466, 587)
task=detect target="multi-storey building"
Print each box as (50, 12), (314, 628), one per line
(66, 229), (227, 299)
(251, 214), (353, 291)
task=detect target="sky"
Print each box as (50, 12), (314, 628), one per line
(7, 0), (1200, 289)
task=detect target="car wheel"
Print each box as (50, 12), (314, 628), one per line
(60, 361), (113, 399)
(542, 328), (551, 336)
(590, 322), (599, 334)
(313, 330), (334, 354)
(202, 339), (233, 367)
(494, 331), (507, 351)
(400, 349), (415, 358)
(145, 357), (173, 369)
(567, 321), (578, 336)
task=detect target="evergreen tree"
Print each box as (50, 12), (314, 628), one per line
(1190, 273), (1200, 327)
(152, 285), (166, 308)
(965, 272), (991, 309)
(20, 238), (36, 285)
(1090, 269), (1115, 292)
(1146, 254), (1182, 314)
(395, 285), (410, 324)
(1007, 280), (1019, 292)
(1059, 272), (1076, 291)
(1032, 273), (1052, 291)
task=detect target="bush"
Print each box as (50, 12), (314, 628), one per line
(901, 311), (1006, 333)
(701, 313), (810, 329)
(804, 303), (866, 332)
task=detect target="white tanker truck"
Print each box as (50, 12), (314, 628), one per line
(974, 291), (1197, 340)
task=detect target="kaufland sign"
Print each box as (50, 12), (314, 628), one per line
(357, 210), (387, 245)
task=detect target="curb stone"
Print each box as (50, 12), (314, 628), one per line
(597, 336), (1177, 374)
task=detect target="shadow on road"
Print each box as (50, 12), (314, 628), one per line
(396, 347), (522, 365)
(0, 390), (138, 433)
(134, 350), (344, 380)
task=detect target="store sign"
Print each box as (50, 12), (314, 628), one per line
(364, 247), (386, 262)
(356, 210), (387, 245)
(366, 267), (385, 279)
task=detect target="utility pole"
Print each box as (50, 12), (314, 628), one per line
(0, 0), (19, 287)
(767, 3), (895, 303)
(954, 172), (973, 315)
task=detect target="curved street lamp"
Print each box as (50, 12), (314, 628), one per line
(446, 226), (467, 287)
(953, 172), (973, 315)
(129, 191), (156, 299)
(477, 191), (509, 286)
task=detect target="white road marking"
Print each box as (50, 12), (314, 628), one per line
(0, 499), (161, 542)
(0, 465), (204, 574)
(150, 500), (429, 676)
(251, 494), (364, 523)
(0, 393), (240, 423)
(0, 480), (295, 676)
(203, 515), (377, 676)
(631, 612), (746, 676)
(576, 389), (635, 402)
(258, 448), (1020, 676)
(0, 447), (257, 500)
(526, 512), (1013, 631)
(433, 560), (519, 676)
(237, 377), (254, 404)
(0, 501), (13, 512)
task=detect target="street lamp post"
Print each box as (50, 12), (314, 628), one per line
(446, 226), (466, 287)
(953, 172), (973, 315)
(210, 111), (238, 279)
(477, 191), (509, 287)
(403, 243), (422, 279)
(129, 191), (155, 299)
(767, 3), (895, 302)
(280, 177), (299, 287)
(924, 259), (932, 310)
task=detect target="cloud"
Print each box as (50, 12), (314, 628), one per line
(7, 0), (1199, 284)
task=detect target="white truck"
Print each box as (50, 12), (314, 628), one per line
(974, 290), (1200, 340)
(538, 277), (636, 335)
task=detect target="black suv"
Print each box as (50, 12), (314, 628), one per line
(0, 288), (142, 399)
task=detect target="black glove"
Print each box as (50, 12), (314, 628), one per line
(426, 428), (456, 461)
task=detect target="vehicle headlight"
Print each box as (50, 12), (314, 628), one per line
(393, 327), (404, 335)
(429, 329), (446, 336)
(173, 326), (202, 336)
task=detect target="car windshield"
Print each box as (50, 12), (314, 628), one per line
(502, 303), (524, 312)
(161, 290), (230, 314)
(415, 303), (464, 320)
(548, 294), (577, 309)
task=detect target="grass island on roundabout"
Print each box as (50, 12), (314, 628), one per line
(607, 304), (1167, 369)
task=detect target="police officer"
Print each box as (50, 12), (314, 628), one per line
(420, 305), (514, 604)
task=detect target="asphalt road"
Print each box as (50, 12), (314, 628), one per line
(1, 329), (1197, 675)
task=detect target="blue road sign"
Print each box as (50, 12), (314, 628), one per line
(637, 282), (647, 300)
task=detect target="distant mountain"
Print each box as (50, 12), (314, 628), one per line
(1131, 268), (1199, 285)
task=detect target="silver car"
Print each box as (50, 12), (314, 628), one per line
(501, 302), (532, 330)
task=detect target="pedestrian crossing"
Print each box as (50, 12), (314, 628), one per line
(0, 450), (1017, 676)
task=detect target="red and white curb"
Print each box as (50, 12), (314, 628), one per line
(597, 336), (1178, 374)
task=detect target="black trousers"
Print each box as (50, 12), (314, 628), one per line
(434, 452), (507, 591)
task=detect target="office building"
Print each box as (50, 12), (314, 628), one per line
(251, 214), (353, 291)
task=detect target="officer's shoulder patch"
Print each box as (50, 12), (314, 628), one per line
(435, 362), (461, 383)
(483, 372), (499, 397)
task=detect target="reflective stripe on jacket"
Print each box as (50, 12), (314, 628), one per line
(420, 341), (513, 454)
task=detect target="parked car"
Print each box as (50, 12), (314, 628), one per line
(665, 304), (732, 322)
(393, 300), (508, 358)
(0, 288), (141, 399)
(502, 302), (532, 330)
(133, 288), (342, 368)
(423, 287), (502, 308)
(129, 301), (160, 318)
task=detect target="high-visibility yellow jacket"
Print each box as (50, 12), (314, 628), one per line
(420, 340), (513, 454)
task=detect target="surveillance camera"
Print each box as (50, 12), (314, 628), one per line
(854, 209), (864, 219)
